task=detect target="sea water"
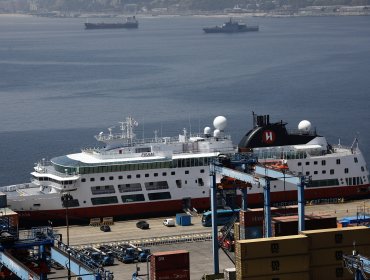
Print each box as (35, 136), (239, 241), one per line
(0, 15), (369, 185)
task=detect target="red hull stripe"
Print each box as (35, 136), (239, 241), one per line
(17, 185), (370, 223)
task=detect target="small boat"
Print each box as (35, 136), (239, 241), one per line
(85, 16), (138, 30)
(203, 18), (259, 34)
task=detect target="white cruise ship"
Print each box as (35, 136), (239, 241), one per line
(1, 116), (235, 224)
(1, 114), (369, 225)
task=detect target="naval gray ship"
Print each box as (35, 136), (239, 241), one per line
(203, 18), (259, 33)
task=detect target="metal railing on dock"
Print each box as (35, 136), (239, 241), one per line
(75, 231), (212, 249)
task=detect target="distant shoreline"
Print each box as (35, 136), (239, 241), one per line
(1, 10), (370, 19)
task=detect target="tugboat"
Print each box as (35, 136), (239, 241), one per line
(203, 18), (259, 33)
(85, 16), (138, 30)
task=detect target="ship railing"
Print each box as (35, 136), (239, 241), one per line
(74, 232), (212, 249)
(171, 146), (236, 156)
(82, 145), (235, 159)
(286, 128), (317, 136)
(0, 183), (33, 192)
(95, 133), (232, 145)
(35, 165), (80, 178)
(332, 144), (360, 154)
(254, 150), (308, 161)
(254, 145), (357, 161)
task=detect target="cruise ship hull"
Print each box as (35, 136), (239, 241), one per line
(15, 184), (370, 226)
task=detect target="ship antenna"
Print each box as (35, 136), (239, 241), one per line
(188, 116), (192, 136)
(142, 117), (145, 141)
(350, 134), (359, 152)
(127, 117), (138, 142)
(119, 117), (138, 144)
(108, 127), (114, 138)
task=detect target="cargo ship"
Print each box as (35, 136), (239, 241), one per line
(203, 18), (259, 33)
(84, 16), (138, 29)
(0, 114), (368, 224)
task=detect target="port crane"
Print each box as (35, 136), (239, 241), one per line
(209, 153), (308, 274)
(343, 249), (370, 280)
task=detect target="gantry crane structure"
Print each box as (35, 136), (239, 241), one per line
(209, 153), (309, 274)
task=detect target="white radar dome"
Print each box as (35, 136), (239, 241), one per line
(204, 127), (211, 135)
(213, 129), (221, 138)
(213, 116), (227, 131)
(298, 120), (312, 132)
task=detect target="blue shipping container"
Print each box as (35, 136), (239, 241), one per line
(176, 213), (191, 226)
(176, 213), (184, 225)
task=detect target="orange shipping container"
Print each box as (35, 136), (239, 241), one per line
(150, 250), (189, 273)
(236, 254), (309, 277)
(235, 235), (309, 260)
(309, 245), (370, 267)
(301, 226), (370, 250)
(237, 271), (309, 280)
(310, 265), (354, 280)
(152, 269), (190, 280)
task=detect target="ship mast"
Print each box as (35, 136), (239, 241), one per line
(119, 117), (138, 144)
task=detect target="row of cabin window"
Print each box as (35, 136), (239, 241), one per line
(302, 167), (366, 176)
(89, 178), (205, 195)
(297, 157), (358, 167)
(81, 169), (205, 183)
(90, 192), (171, 205)
(33, 176), (74, 185)
(309, 179), (339, 187)
(345, 177), (364, 186)
(77, 161), (171, 174)
(91, 181), (170, 195)
(308, 177), (364, 187)
(58, 157), (211, 175)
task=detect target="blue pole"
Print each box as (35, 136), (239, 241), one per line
(210, 166), (219, 274)
(298, 176), (305, 232)
(40, 244), (46, 280)
(264, 179), (272, 238)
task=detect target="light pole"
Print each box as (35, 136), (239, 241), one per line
(61, 192), (73, 280)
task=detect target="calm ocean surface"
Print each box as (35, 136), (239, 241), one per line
(0, 15), (369, 186)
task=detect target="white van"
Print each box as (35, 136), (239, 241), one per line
(163, 218), (175, 227)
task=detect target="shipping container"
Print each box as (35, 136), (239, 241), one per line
(272, 215), (337, 237)
(309, 245), (370, 267)
(239, 206), (298, 227)
(237, 271), (309, 280)
(175, 213), (191, 226)
(150, 250), (189, 272)
(310, 265), (354, 280)
(151, 268), (190, 280)
(235, 235), (309, 260)
(236, 254), (309, 277)
(301, 226), (370, 250)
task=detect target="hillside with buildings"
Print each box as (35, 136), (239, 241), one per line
(1, 0), (370, 16)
